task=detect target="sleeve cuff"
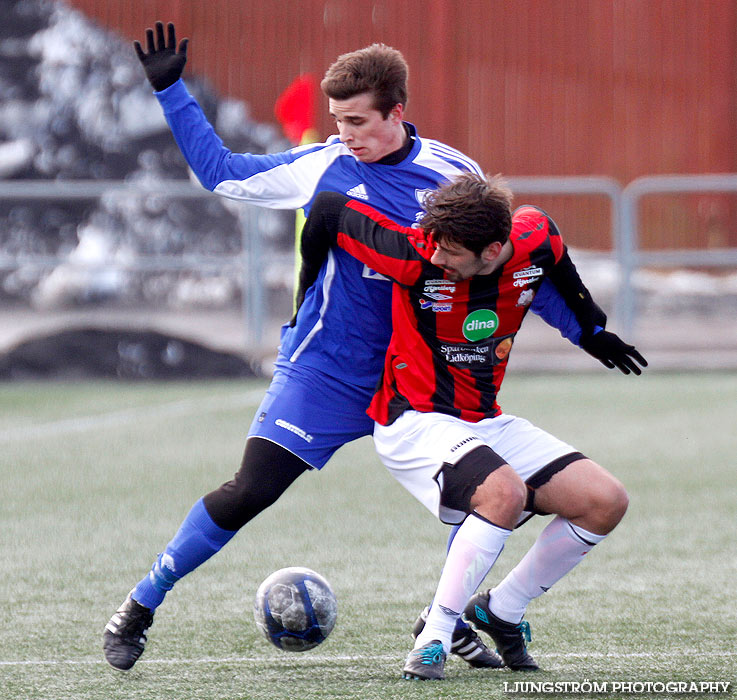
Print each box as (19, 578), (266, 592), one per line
(154, 79), (191, 112)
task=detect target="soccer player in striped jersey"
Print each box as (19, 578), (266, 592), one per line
(296, 175), (646, 679)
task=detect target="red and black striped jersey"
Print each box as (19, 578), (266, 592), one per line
(303, 192), (565, 425)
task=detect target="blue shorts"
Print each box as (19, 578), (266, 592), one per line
(247, 362), (376, 470)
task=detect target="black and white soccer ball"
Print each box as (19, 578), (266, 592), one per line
(253, 567), (337, 652)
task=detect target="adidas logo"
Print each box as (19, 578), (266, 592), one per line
(346, 183), (369, 200)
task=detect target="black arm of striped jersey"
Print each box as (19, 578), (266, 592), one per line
(546, 245), (607, 334)
(290, 191), (351, 325)
(548, 245), (647, 374)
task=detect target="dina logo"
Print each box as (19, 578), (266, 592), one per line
(462, 309), (499, 341)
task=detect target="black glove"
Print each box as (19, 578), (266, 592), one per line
(134, 21), (188, 92)
(579, 329), (648, 375)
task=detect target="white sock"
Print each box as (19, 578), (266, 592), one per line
(489, 516), (606, 623)
(416, 513), (511, 654)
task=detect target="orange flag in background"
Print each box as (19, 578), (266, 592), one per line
(275, 73), (319, 145)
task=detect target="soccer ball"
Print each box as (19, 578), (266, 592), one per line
(253, 567), (337, 652)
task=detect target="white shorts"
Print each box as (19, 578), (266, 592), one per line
(373, 411), (579, 524)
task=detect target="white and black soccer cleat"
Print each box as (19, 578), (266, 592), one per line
(412, 605), (503, 668)
(464, 590), (539, 671)
(103, 593), (155, 671)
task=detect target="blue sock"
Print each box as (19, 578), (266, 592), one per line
(447, 524), (460, 552)
(132, 498), (237, 610)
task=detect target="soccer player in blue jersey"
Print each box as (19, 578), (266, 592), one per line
(103, 22), (643, 671)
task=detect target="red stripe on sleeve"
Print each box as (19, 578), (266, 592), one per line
(336, 232), (424, 285)
(345, 199), (416, 235)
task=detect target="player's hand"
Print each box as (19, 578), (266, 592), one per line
(134, 21), (188, 92)
(579, 329), (648, 375)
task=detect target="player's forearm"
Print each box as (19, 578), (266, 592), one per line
(545, 247), (607, 335)
(542, 248), (647, 374)
(294, 192), (348, 311)
(337, 201), (425, 284)
(156, 80), (298, 197)
(155, 80), (236, 190)
(529, 280), (583, 345)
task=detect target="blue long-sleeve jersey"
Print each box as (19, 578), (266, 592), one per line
(156, 79), (582, 387)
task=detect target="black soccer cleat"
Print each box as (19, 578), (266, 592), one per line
(103, 593), (155, 671)
(412, 605), (503, 668)
(402, 639), (446, 680)
(464, 590), (539, 671)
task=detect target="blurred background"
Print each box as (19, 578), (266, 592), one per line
(1, 0), (735, 379)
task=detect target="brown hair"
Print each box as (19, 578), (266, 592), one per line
(419, 173), (513, 255)
(321, 43), (408, 118)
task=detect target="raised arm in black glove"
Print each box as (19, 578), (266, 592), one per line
(134, 21), (188, 92)
(579, 329), (648, 375)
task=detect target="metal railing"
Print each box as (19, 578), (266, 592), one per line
(0, 179), (267, 346)
(618, 174), (737, 335)
(2, 176), (736, 350)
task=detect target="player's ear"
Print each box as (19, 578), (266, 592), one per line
(481, 240), (503, 263)
(388, 103), (403, 123)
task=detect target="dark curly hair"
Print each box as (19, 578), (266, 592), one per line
(419, 173), (513, 255)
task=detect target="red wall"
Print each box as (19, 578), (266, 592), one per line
(64, 0), (737, 249)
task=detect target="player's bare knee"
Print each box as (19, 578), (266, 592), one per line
(602, 479), (629, 527)
(471, 469), (526, 528)
(585, 477), (629, 533)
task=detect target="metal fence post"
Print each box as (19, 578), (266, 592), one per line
(619, 174), (737, 337)
(240, 205), (264, 348)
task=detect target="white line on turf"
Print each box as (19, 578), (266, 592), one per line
(0, 388), (266, 444)
(2, 650), (736, 666)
